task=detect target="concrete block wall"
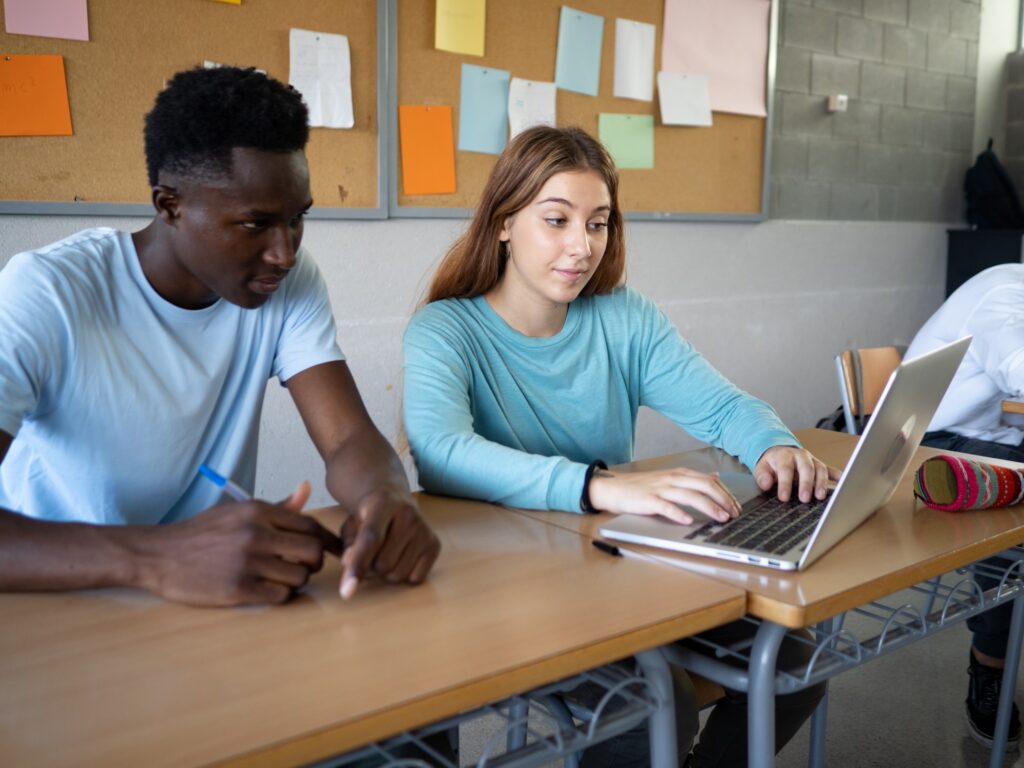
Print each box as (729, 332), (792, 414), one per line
(772, 0), (981, 222)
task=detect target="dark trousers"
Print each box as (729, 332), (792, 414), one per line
(577, 619), (827, 768)
(922, 430), (1024, 659)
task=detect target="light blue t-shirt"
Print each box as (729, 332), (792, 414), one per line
(0, 228), (345, 525)
(403, 286), (797, 512)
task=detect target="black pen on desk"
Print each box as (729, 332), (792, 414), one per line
(592, 539), (652, 562)
(592, 539), (623, 557)
(592, 538), (689, 570)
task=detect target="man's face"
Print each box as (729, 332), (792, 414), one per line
(163, 147), (313, 310)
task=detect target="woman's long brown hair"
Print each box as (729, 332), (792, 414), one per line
(426, 126), (626, 303)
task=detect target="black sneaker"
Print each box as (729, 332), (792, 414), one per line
(966, 651), (1022, 750)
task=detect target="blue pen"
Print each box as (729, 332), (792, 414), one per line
(198, 463), (252, 502)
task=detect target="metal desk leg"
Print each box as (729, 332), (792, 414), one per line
(506, 698), (528, 752)
(748, 621), (788, 768)
(989, 593), (1024, 765)
(636, 648), (679, 768)
(808, 617), (838, 768)
(807, 687), (829, 768)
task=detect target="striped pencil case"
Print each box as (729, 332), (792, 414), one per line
(914, 454), (1024, 511)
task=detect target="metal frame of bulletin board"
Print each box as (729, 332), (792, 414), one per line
(0, 0), (389, 220)
(388, 0), (778, 222)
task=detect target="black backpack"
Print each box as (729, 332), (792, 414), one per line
(964, 139), (1024, 229)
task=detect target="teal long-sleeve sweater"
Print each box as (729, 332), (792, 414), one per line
(403, 286), (798, 512)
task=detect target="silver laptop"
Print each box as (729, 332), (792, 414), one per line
(599, 336), (972, 571)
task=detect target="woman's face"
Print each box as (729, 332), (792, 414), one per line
(497, 169), (611, 310)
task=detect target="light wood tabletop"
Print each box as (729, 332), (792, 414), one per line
(514, 429), (1024, 629)
(1003, 399), (1024, 415)
(0, 494), (744, 768)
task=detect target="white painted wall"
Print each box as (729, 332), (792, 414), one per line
(974, 0), (1021, 156)
(0, 215), (947, 506)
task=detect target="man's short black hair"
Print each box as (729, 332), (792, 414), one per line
(143, 66), (310, 186)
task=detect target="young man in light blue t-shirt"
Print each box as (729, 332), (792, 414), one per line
(0, 66), (440, 607)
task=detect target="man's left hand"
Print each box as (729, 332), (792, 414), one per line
(338, 490), (441, 599)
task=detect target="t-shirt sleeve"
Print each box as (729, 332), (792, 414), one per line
(0, 254), (68, 438)
(403, 307), (588, 512)
(272, 250), (346, 383)
(633, 291), (798, 470)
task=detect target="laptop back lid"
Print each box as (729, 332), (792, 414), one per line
(797, 335), (971, 568)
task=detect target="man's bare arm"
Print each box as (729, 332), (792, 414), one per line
(287, 361), (440, 598)
(0, 430), (340, 605)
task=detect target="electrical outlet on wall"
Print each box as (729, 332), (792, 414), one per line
(827, 94), (848, 113)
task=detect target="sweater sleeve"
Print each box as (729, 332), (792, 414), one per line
(403, 309), (588, 512)
(634, 293), (799, 470)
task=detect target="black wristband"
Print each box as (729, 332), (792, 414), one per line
(580, 460), (608, 514)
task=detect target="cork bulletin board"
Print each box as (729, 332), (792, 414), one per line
(390, 0), (776, 220)
(0, 0), (384, 218)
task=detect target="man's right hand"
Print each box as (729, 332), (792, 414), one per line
(139, 482), (342, 606)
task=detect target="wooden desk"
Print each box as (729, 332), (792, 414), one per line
(1003, 399), (1024, 415)
(0, 495), (744, 768)
(517, 429), (1024, 628)
(512, 429), (1024, 768)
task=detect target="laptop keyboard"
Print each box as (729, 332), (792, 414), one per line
(683, 493), (830, 555)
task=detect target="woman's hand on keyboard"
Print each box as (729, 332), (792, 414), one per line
(754, 446), (841, 504)
(587, 467), (742, 524)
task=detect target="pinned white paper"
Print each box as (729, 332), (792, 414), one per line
(508, 77), (556, 138)
(289, 28), (354, 129)
(657, 72), (712, 127)
(613, 18), (655, 101)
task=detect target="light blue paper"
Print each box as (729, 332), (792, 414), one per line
(458, 63), (511, 155)
(555, 6), (604, 97)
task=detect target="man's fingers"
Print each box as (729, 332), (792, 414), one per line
(264, 527), (331, 569)
(279, 480), (312, 513)
(229, 577), (293, 606)
(339, 524), (385, 599)
(255, 555), (313, 589)
(269, 507), (342, 555)
(408, 551), (437, 585)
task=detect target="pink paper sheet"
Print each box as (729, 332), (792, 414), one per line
(4, 0), (89, 42)
(661, 0), (769, 117)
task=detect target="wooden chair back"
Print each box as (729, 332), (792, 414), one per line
(835, 346), (905, 435)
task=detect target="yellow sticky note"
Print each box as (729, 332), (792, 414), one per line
(435, 0), (485, 57)
(211, 0), (242, 4)
(0, 54), (72, 136)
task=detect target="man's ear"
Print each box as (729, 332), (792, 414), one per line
(151, 185), (181, 224)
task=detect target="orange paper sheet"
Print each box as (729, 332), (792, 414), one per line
(0, 54), (73, 136)
(399, 105), (456, 195)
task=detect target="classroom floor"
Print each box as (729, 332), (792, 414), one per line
(459, 586), (1024, 767)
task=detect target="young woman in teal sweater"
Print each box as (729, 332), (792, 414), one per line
(403, 126), (835, 767)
